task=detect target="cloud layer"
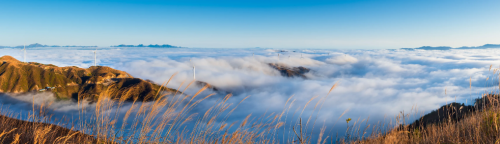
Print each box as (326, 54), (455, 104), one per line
(1, 47), (499, 138)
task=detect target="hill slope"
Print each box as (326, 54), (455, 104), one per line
(0, 114), (97, 143)
(268, 63), (310, 78)
(355, 95), (500, 144)
(0, 55), (176, 101)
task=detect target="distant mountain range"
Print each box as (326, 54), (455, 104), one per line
(2, 43), (499, 50)
(111, 44), (183, 48)
(0, 43), (183, 48)
(401, 44), (500, 50)
(0, 43), (97, 48)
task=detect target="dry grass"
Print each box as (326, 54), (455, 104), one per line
(344, 94), (500, 144)
(0, 114), (96, 143)
(0, 74), (337, 144)
(339, 67), (500, 144)
(0, 71), (499, 144)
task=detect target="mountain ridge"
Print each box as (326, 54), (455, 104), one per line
(0, 55), (177, 102)
(401, 44), (500, 50)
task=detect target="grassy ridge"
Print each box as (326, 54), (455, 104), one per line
(0, 114), (97, 143)
(0, 55), (177, 102)
(352, 95), (500, 144)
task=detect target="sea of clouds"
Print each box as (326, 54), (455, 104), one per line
(1, 47), (499, 139)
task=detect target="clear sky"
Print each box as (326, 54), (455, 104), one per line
(1, 0), (499, 49)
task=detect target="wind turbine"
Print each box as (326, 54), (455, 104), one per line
(93, 48), (97, 66)
(278, 53), (280, 60)
(190, 59), (195, 80)
(23, 44), (26, 63)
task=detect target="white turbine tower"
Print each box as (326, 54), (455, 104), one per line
(23, 44), (26, 63)
(278, 53), (280, 60)
(93, 48), (97, 66)
(190, 59), (195, 80)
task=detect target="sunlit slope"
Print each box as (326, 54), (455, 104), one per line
(0, 55), (176, 101)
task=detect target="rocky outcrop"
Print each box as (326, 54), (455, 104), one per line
(268, 63), (310, 78)
(196, 81), (220, 92)
(0, 55), (177, 102)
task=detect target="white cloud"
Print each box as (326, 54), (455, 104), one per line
(325, 54), (358, 65)
(1, 47), (499, 138)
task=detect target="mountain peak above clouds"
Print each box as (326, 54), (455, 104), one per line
(401, 44), (500, 50)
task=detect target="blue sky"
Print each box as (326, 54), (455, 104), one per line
(1, 0), (499, 49)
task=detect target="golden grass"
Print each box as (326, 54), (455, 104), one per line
(0, 71), (499, 144)
(347, 98), (500, 144)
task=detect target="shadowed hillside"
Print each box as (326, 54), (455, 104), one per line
(0, 55), (177, 102)
(0, 114), (98, 144)
(268, 63), (310, 78)
(407, 94), (500, 130)
(352, 94), (500, 144)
